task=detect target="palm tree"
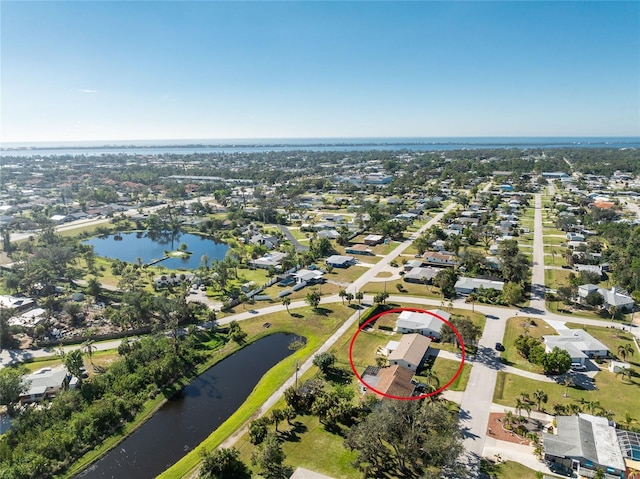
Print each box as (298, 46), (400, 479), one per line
(586, 400), (602, 415)
(503, 410), (516, 430)
(533, 389), (548, 411)
(623, 411), (636, 430)
(562, 376), (574, 398)
(82, 340), (96, 366)
(282, 297), (291, 314)
(618, 344), (634, 362)
(338, 289), (347, 304)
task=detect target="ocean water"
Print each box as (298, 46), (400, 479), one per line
(1, 136), (639, 157)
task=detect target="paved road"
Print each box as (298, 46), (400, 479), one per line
(273, 224), (309, 252)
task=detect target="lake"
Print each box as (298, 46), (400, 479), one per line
(83, 231), (229, 269)
(76, 332), (299, 478)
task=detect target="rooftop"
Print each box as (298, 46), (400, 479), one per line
(388, 333), (431, 366)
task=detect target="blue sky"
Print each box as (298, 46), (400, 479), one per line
(2, 1), (639, 143)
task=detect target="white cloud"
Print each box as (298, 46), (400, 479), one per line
(78, 89), (97, 94)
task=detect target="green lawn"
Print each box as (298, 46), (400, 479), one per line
(493, 368), (640, 420)
(428, 357), (471, 391)
(544, 269), (573, 289)
(322, 265), (367, 284)
(362, 279), (442, 298)
(481, 460), (543, 479)
(546, 300), (633, 323)
(543, 236), (568, 246)
(500, 316), (558, 373)
(234, 414), (360, 479)
(544, 253), (569, 268)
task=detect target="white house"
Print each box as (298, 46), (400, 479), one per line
(395, 310), (449, 338)
(387, 333), (432, 371)
(454, 277), (505, 295)
(423, 252), (457, 266)
(542, 329), (609, 365)
(20, 367), (78, 404)
(250, 251), (287, 270)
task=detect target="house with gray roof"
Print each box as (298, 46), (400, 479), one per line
(542, 329), (609, 366)
(578, 284), (635, 312)
(20, 367), (78, 404)
(543, 414), (626, 479)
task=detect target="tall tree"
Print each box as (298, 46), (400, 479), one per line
(345, 399), (464, 477)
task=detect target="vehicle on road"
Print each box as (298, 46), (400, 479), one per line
(495, 342), (505, 351)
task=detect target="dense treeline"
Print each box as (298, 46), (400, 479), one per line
(0, 334), (204, 478)
(597, 223), (640, 294)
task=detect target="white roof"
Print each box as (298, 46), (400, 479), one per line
(0, 295), (34, 309)
(455, 277), (505, 291)
(543, 329), (609, 355)
(23, 367), (69, 397)
(396, 310), (449, 333)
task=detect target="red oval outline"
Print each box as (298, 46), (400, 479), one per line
(349, 307), (466, 400)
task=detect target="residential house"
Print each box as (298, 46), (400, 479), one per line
(250, 233), (279, 250)
(292, 269), (324, 285)
(403, 266), (441, 284)
(363, 234), (384, 246)
(387, 333), (431, 371)
(250, 251), (287, 270)
(543, 414), (626, 479)
(317, 229), (340, 240)
(395, 310), (448, 339)
(345, 244), (374, 256)
(361, 365), (416, 399)
(20, 367), (78, 404)
(403, 259), (423, 271)
(542, 329), (609, 365)
(566, 232), (586, 242)
(423, 252), (457, 267)
(325, 255), (355, 268)
(574, 264), (603, 279)
(454, 277), (505, 295)
(578, 285), (635, 312)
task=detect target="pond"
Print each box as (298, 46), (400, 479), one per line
(76, 332), (300, 478)
(83, 231), (229, 269)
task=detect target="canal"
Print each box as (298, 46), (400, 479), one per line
(76, 333), (299, 478)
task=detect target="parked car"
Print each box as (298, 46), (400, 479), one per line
(571, 363), (587, 371)
(495, 342), (505, 351)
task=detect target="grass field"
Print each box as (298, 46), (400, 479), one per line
(544, 253), (569, 268)
(362, 279), (442, 298)
(481, 460), (542, 479)
(493, 366), (640, 420)
(500, 316), (558, 373)
(544, 268), (573, 289)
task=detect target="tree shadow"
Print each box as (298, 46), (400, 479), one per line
(278, 421), (307, 443)
(324, 367), (352, 385)
(313, 307), (332, 316)
(290, 313), (304, 318)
